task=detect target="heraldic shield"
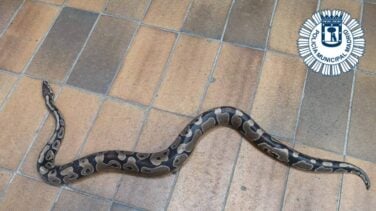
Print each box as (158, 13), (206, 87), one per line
(321, 14), (343, 47)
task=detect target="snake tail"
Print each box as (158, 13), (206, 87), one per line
(37, 81), (371, 190)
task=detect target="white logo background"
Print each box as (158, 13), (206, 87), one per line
(298, 10), (365, 76)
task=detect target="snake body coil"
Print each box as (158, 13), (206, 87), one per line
(38, 81), (370, 189)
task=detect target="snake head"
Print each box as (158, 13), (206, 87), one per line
(42, 81), (55, 99)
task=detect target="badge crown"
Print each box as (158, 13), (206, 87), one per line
(320, 14), (342, 25)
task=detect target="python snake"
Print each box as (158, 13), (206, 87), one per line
(37, 81), (371, 189)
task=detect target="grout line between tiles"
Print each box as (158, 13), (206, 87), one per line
(0, 69), (19, 77)
(195, 41), (222, 112)
(338, 2), (365, 210)
(0, 167), (13, 175)
(337, 69), (357, 211)
(14, 170), (44, 182)
(280, 64), (309, 211)
(220, 137), (243, 211)
(163, 1), (195, 209)
(0, 0), (25, 37)
(223, 40), (265, 52)
(35, 0), (64, 7)
(61, 13), (101, 84)
(196, 0), (235, 114)
(279, 0), (317, 209)
(269, 49), (300, 59)
(64, 185), (120, 203)
(153, 106), (196, 119)
(101, 12), (139, 25)
(49, 186), (64, 210)
(142, 0), (153, 21)
(20, 8), (63, 76)
(72, 95), (105, 157)
(0, 75), (22, 112)
(141, 22), (179, 34)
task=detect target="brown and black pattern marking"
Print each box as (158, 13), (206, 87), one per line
(37, 81), (371, 190)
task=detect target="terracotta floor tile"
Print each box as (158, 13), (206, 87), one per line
(154, 34), (219, 116)
(201, 43), (263, 112)
(67, 16), (137, 94)
(115, 109), (190, 210)
(251, 52), (306, 139)
(105, 0), (149, 20)
(110, 26), (176, 105)
(27, 7), (98, 82)
(0, 72), (17, 104)
(348, 72), (376, 162)
(283, 144), (342, 211)
(168, 128), (241, 211)
(0, 170), (11, 194)
(0, 0), (22, 33)
(65, 0), (107, 12)
(21, 87), (101, 178)
(224, 139), (289, 211)
(53, 189), (111, 211)
(0, 1), (59, 73)
(359, 3), (376, 73)
(269, 0), (317, 55)
(0, 175), (59, 210)
(340, 157), (375, 211)
(111, 203), (141, 211)
(0, 77), (55, 170)
(72, 100), (144, 199)
(296, 72), (353, 153)
(182, 0), (232, 39)
(144, 0), (190, 30)
(321, 0), (361, 19)
(224, 0), (275, 49)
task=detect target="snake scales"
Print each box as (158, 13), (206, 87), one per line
(37, 81), (371, 189)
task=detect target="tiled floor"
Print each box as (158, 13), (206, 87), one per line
(0, 0), (375, 210)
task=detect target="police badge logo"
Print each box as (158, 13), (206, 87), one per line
(298, 10), (365, 76)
